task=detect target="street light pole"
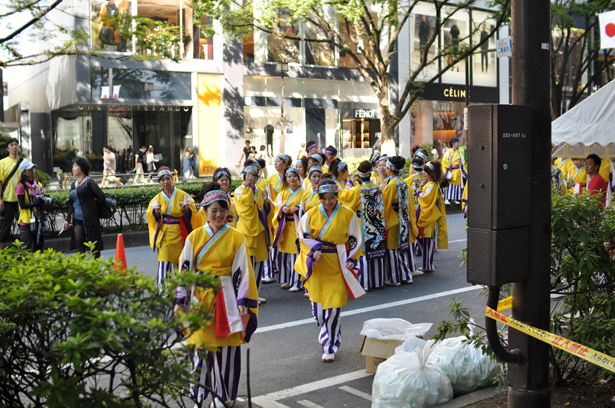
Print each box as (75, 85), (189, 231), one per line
(276, 62), (289, 154)
(508, 0), (552, 406)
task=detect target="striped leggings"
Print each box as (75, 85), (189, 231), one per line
(278, 252), (302, 289)
(357, 256), (387, 290)
(386, 248), (414, 283)
(312, 302), (342, 354)
(156, 261), (176, 287)
(419, 237), (436, 270)
(251, 256), (266, 291)
(446, 183), (463, 201)
(262, 247), (278, 281)
(189, 346), (241, 403)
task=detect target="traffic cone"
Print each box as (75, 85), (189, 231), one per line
(114, 233), (128, 274)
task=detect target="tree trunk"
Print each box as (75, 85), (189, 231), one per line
(379, 113), (399, 156)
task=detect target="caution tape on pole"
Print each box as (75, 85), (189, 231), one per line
(485, 306), (615, 373)
(496, 296), (512, 311)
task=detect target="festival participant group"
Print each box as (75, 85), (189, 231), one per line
(140, 140), (457, 407)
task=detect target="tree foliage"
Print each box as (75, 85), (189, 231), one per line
(0, 245), (217, 407)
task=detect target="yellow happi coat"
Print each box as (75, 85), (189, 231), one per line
(256, 176), (268, 192)
(179, 224), (259, 349)
(405, 173), (426, 205)
(417, 181), (449, 249)
(567, 165), (588, 194)
(555, 157), (574, 178)
(442, 149), (465, 186)
(335, 179), (358, 209)
(382, 177), (418, 250)
(599, 158), (612, 182)
(300, 186), (321, 214)
(267, 172), (285, 202)
(234, 183), (269, 262)
(273, 186), (304, 255)
(295, 203), (362, 309)
(302, 177), (312, 190)
(198, 193), (236, 227)
(147, 187), (200, 264)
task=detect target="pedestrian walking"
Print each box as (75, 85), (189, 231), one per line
(134, 146), (147, 184)
(175, 181), (258, 407)
(183, 147), (195, 181)
(63, 157), (106, 258)
(147, 167), (200, 287)
(0, 137), (22, 249)
(146, 145), (159, 182)
(417, 161), (448, 272)
(102, 145), (122, 187)
(16, 160), (45, 251)
(295, 178), (364, 362)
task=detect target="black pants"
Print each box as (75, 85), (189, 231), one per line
(267, 143), (274, 157)
(74, 219), (102, 258)
(481, 52), (488, 71)
(20, 223), (44, 252)
(0, 201), (19, 244)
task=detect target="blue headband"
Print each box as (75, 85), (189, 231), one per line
(317, 184), (339, 194)
(243, 165), (258, 174)
(215, 169), (230, 180)
(286, 167), (300, 176)
(308, 165), (323, 175)
(425, 162), (434, 171)
(156, 169), (173, 182)
(415, 151), (428, 161)
(201, 190), (228, 207)
(325, 147), (336, 155)
(337, 161), (347, 172)
(277, 154), (291, 164)
(357, 170), (371, 178)
(312, 153), (323, 164)
(412, 164), (423, 170)
(369, 153), (380, 164)
(386, 159), (398, 171)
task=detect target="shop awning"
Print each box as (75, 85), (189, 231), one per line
(552, 78), (615, 158)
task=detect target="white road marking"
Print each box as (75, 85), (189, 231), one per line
(252, 369), (372, 407)
(448, 238), (467, 243)
(257, 285), (481, 333)
(297, 400), (325, 408)
(339, 385), (373, 401)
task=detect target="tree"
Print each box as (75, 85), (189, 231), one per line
(197, 0), (510, 154)
(550, 0), (615, 119)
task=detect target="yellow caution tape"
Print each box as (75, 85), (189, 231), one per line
(496, 296), (512, 311)
(486, 306), (615, 373)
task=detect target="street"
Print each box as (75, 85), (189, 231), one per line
(100, 213), (486, 407)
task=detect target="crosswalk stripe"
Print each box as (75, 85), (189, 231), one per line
(297, 400), (325, 408)
(339, 385), (372, 401)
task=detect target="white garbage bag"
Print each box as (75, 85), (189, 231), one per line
(395, 336), (428, 355)
(428, 336), (502, 396)
(361, 318), (433, 341)
(372, 342), (454, 408)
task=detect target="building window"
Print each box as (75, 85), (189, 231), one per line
(267, 9), (301, 64)
(304, 21), (335, 67)
(91, 0), (135, 53)
(472, 10), (497, 87)
(193, 14), (214, 59)
(91, 68), (192, 100)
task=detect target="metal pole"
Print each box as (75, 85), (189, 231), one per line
(0, 68), (4, 122)
(509, 0), (551, 406)
(280, 72), (285, 154)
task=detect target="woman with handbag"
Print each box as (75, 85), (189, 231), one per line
(63, 157), (106, 258)
(147, 167), (201, 287)
(295, 179), (364, 362)
(16, 160), (45, 251)
(175, 182), (258, 407)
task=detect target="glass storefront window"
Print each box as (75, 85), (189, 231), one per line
(91, 68), (191, 100)
(194, 14), (214, 59)
(411, 3), (438, 80)
(338, 20), (376, 69)
(267, 9), (301, 64)
(472, 11), (497, 87)
(305, 21), (335, 67)
(441, 7), (469, 84)
(136, 0), (190, 58)
(91, 0), (135, 53)
(432, 101), (463, 151)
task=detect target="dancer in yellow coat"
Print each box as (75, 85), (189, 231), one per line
(300, 165), (323, 215)
(381, 156), (418, 285)
(567, 158), (588, 195)
(555, 157), (574, 179)
(199, 167), (236, 227)
(234, 163), (271, 301)
(417, 161), (449, 272)
(295, 179), (364, 362)
(175, 182), (258, 407)
(441, 137), (467, 205)
(329, 158), (357, 205)
(147, 167), (200, 286)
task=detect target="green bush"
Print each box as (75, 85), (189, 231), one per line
(35, 169), (51, 188)
(342, 155), (371, 176)
(0, 245), (216, 407)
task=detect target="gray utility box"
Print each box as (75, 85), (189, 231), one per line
(466, 104), (532, 287)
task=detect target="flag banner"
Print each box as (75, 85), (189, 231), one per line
(599, 10), (615, 49)
(360, 186), (387, 260)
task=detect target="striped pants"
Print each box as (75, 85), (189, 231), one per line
(312, 302), (342, 355)
(262, 254), (276, 281)
(278, 252), (302, 289)
(413, 239), (423, 257)
(357, 256), (386, 290)
(251, 257), (266, 291)
(446, 183), (463, 201)
(419, 237), (436, 270)
(189, 346), (241, 403)
(386, 248), (413, 283)
(156, 261), (176, 287)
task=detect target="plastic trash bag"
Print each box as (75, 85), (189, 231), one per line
(395, 337), (429, 355)
(427, 336), (502, 396)
(372, 342), (454, 408)
(361, 318), (433, 341)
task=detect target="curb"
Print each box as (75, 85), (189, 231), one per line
(45, 230), (150, 253)
(436, 387), (506, 407)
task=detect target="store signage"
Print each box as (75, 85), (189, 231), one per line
(354, 109), (376, 119)
(496, 38), (512, 58)
(443, 87), (466, 98)
(77, 104), (190, 112)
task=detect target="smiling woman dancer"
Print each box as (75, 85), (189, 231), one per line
(199, 167), (235, 226)
(295, 179), (364, 362)
(147, 167), (200, 287)
(176, 182), (258, 408)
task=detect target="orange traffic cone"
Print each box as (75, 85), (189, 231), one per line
(114, 233), (128, 274)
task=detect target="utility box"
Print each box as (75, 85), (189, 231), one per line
(466, 105), (532, 286)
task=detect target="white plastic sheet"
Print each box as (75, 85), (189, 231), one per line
(372, 342), (454, 408)
(360, 318), (432, 341)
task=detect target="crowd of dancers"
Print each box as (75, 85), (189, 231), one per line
(145, 142), (455, 407)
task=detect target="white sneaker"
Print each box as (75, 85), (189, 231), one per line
(412, 270), (424, 276)
(280, 283), (289, 289)
(258, 297), (267, 304)
(321, 353), (335, 362)
(384, 281), (401, 286)
(209, 398), (224, 408)
(452, 200), (460, 204)
(262, 277), (276, 283)
(289, 286), (300, 292)
(445, 199), (451, 205)
(401, 279), (413, 284)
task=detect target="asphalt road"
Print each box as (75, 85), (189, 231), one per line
(100, 213), (485, 408)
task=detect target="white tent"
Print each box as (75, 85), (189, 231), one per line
(552, 78), (615, 158)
